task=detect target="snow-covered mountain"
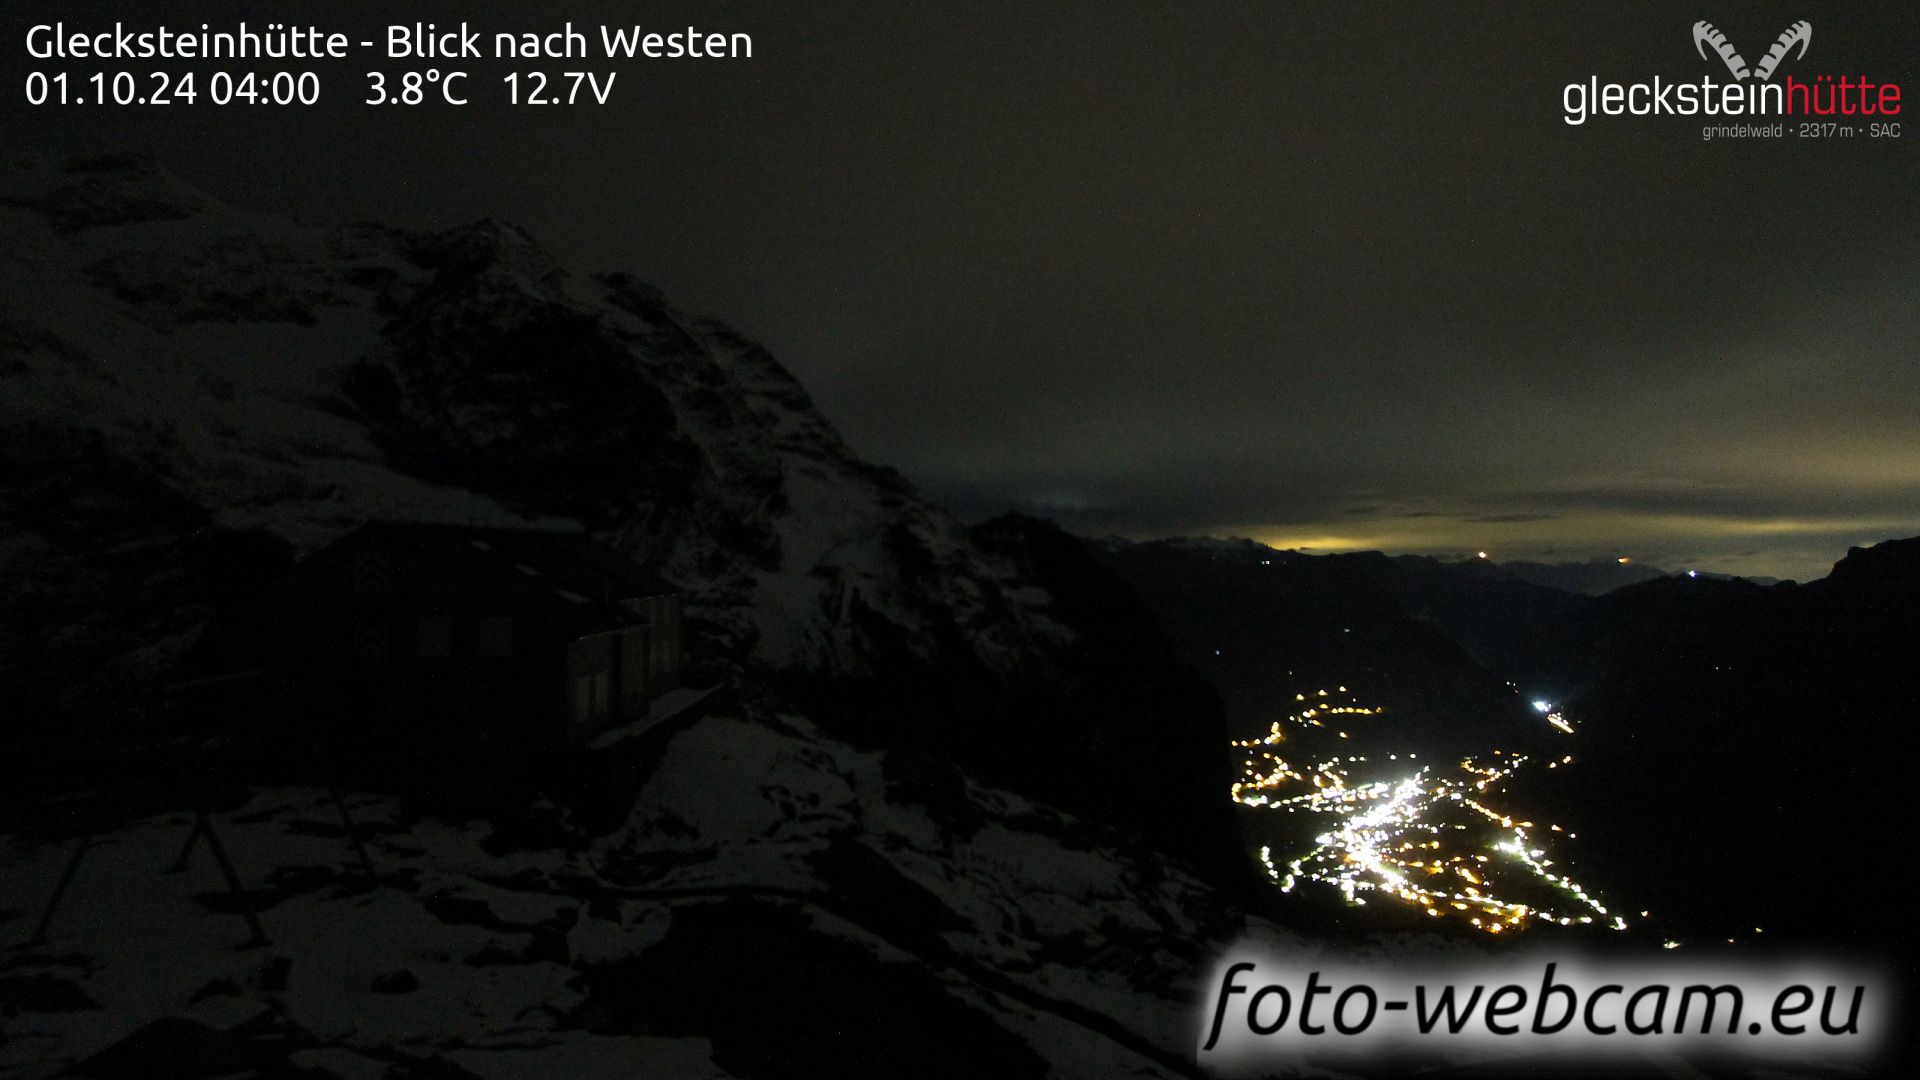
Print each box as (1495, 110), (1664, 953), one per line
(0, 153), (1280, 1075)
(0, 152), (1075, 684)
(1, 152), (1245, 840)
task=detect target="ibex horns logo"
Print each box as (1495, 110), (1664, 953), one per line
(1692, 20), (1812, 81)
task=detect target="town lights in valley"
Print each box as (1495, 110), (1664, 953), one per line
(1233, 688), (1617, 935)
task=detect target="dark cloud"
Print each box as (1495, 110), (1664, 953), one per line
(8, 0), (1916, 578)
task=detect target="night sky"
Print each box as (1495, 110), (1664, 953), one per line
(12, 1), (1917, 579)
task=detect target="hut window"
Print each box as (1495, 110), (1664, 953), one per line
(571, 671), (609, 725)
(572, 675), (592, 725)
(416, 616), (453, 657)
(352, 553), (391, 593)
(352, 615), (390, 656)
(476, 616), (513, 657)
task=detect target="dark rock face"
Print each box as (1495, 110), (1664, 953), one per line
(1329, 550), (1588, 677)
(1497, 538), (1920, 944)
(966, 514), (1245, 883)
(0, 153), (210, 232)
(343, 250), (701, 527)
(575, 898), (1052, 1080)
(1094, 537), (1548, 758)
(1824, 534), (1920, 599)
(0, 422), (213, 744)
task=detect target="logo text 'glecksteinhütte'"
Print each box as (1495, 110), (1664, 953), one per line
(1562, 19), (1901, 126)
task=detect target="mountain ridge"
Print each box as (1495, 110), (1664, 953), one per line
(0, 152), (1240, 882)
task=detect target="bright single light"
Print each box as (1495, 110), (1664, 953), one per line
(1531, 700), (1552, 713)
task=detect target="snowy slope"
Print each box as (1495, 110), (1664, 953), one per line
(0, 704), (1257, 1079)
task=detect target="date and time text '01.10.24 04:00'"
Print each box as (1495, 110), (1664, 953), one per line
(22, 69), (621, 107)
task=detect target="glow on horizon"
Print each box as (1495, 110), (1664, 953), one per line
(1208, 509), (1916, 581)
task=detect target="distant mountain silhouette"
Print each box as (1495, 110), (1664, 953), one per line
(1327, 551), (1588, 676)
(1093, 538), (1550, 759)
(1504, 536), (1919, 946)
(1451, 555), (1673, 594)
(1103, 532), (1920, 951)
